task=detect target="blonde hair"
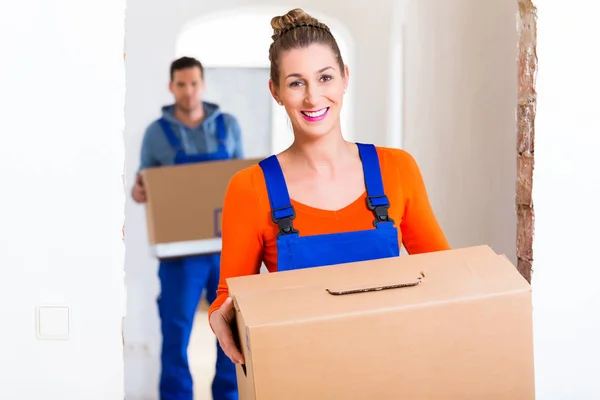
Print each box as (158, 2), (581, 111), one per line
(268, 8), (345, 87)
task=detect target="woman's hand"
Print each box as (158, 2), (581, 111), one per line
(210, 297), (245, 365)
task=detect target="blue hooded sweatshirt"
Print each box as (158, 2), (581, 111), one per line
(138, 101), (243, 171)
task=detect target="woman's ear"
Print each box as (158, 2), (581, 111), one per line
(268, 80), (283, 105)
(343, 65), (350, 92)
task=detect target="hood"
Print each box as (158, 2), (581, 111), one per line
(160, 101), (221, 126)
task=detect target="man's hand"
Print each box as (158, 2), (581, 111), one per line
(132, 173), (147, 203)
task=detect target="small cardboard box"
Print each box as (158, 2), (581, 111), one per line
(227, 245), (535, 399)
(141, 158), (260, 259)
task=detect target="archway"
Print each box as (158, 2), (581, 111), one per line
(176, 6), (356, 155)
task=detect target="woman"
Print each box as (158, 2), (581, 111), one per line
(209, 8), (450, 365)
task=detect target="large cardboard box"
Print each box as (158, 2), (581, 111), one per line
(141, 158), (260, 259)
(228, 245), (535, 399)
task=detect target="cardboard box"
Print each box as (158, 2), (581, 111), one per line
(141, 158), (260, 259)
(228, 245), (535, 399)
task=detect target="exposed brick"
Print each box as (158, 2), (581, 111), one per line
(517, 103), (536, 155)
(516, 0), (537, 283)
(517, 258), (532, 283)
(516, 155), (534, 206)
(517, 205), (534, 261)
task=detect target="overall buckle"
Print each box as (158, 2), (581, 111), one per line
(367, 196), (395, 226)
(271, 206), (299, 237)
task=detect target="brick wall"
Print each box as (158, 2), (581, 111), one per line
(516, 0), (537, 283)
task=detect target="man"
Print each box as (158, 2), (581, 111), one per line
(132, 56), (241, 400)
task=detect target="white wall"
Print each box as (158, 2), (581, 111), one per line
(0, 0), (126, 398)
(532, 2), (600, 398)
(403, 0), (518, 264)
(404, 0), (600, 398)
(124, 1), (404, 397)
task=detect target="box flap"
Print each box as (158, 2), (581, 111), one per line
(227, 245), (530, 328)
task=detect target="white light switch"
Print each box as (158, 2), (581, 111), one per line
(36, 306), (70, 340)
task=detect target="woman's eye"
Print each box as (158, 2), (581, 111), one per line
(320, 75), (333, 82)
(290, 80), (303, 87)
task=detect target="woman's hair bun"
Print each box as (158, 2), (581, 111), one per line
(271, 8), (321, 38)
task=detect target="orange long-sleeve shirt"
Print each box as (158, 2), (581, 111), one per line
(208, 146), (450, 319)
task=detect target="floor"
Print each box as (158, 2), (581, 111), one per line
(189, 308), (218, 400)
(189, 267), (269, 400)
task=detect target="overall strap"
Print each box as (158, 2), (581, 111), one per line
(158, 118), (182, 151)
(356, 143), (395, 226)
(258, 155), (299, 237)
(215, 114), (227, 148)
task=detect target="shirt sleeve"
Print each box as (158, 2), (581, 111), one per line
(397, 150), (451, 254)
(138, 124), (161, 172)
(208, 168), (264, 320)
(227, 115), (244, 160)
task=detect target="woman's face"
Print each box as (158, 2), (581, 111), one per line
(270, 43), (349, 139)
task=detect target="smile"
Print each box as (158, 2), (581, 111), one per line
(301, 107), (329, 121)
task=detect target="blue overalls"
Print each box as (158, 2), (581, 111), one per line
(258, 142), (400, 272)
(156, 114), (238, 400)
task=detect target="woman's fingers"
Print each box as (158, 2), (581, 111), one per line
(212, 299), (245, 364)
(219, 330), (245, 364)
(217, 324), (246, 365)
